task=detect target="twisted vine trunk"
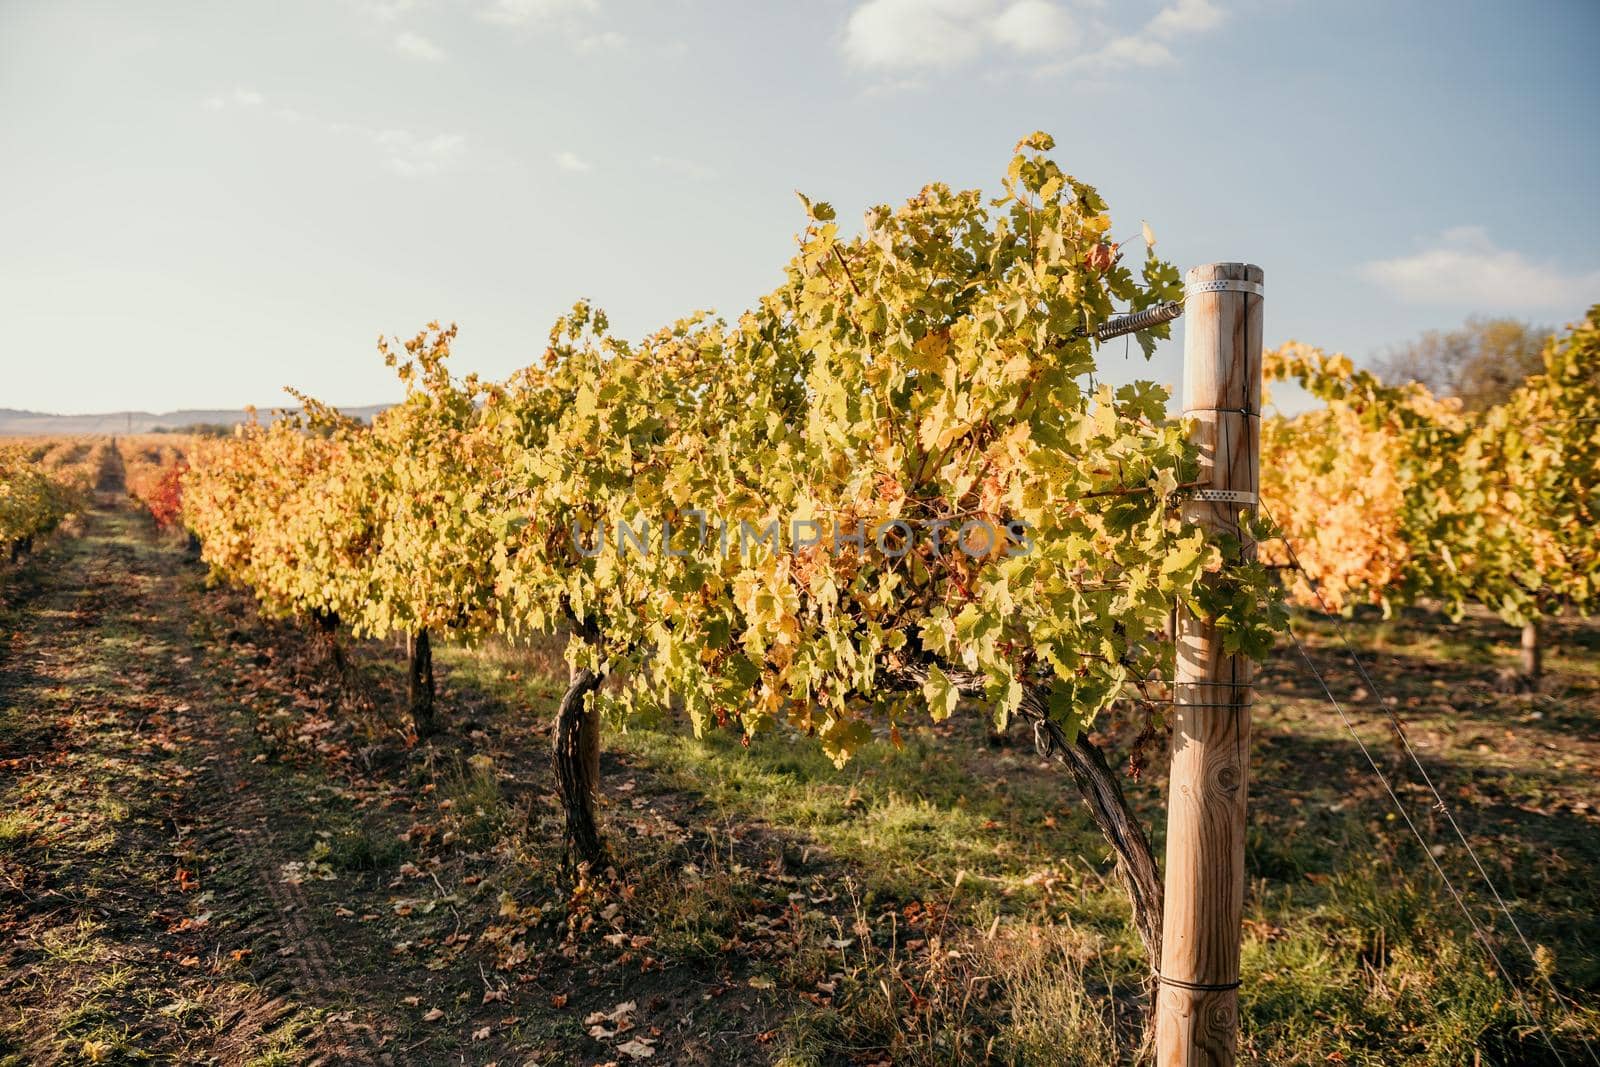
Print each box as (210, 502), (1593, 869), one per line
(554, 666), (605, 867)
(408, 628), (436, 737)
(310, 608), (346, 676)
(1520, 618), (1541, 682)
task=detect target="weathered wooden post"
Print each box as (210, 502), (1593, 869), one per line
(1157, 263), (1263, 1065)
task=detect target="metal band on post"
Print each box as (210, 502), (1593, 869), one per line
(1189, 489), (1258, 506)
(1185, 279), (1264, 298)
(1157, 974), (1244, 993)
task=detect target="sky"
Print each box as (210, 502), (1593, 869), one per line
(3, 0), (1597, 416)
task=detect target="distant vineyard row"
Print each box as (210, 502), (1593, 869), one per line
(0, 435), (194, 566)
(1262, 312), (1600, 654)
(0, 436), (117, 560)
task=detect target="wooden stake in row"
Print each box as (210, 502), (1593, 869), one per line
(1158, 262), (1263, 1066)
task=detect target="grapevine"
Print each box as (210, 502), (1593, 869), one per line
(181, 134), (1290, 963)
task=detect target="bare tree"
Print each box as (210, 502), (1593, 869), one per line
(1375, 317), (1549, 411)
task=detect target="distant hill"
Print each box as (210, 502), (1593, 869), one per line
(0, 405), (392, 436)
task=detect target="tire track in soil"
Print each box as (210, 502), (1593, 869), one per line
(1, 498), (312, 1062)
(6, 497), (398, 1064)
(144, 506), (397, 1065)
(190, 778), (391, 1065)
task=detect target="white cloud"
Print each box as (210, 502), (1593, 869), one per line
(650, 154), (716, 180)
(990, 0), (1077, 54)
(378, 130), (466, 177)
(841, 0), (1212, 75)
(393, 30), (446, 61)
(1361, 227), (1600, 311)
(1148, 0), (1223, 39)
(347, 0), (620, 56)
(1074, 34), (1173, 70)
(203, 90), (463, 178)
(843, 0), (989, 70)
(474, 0), (623, 55)
(479, 0), (596, 26)
(1065, 0), (1219, 72)
(555, 150), (592, 173)
(841, 0), (1076, 70)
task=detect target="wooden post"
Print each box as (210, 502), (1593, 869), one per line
(1157, 263), (1263, 1066)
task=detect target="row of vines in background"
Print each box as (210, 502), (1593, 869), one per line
(5, 435), (114, 495)
(1, 434), (194, 571)
(0, 435), (131, 564)
(0, 445), (81, 563)
(120, 435), (192, 530)
(1261, 307), (1600, 676)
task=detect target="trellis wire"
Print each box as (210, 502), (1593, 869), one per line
(1281, 624), (1572, 1063)
(1262, 503), (1596, 1065)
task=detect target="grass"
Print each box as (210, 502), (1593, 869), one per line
(432, 605), (1600, 1065)
(774, 904), (1129, 1066)
(435, 751), (512, 849)
(309, 819), (409, 873)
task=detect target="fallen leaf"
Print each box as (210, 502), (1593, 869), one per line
(616, 1037), (655, 1060)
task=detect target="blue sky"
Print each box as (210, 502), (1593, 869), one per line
(3, 0), (1597, 414)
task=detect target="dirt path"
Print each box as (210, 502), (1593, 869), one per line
(0, 499), (399, 1064)
(0, 497), (790, 1066)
